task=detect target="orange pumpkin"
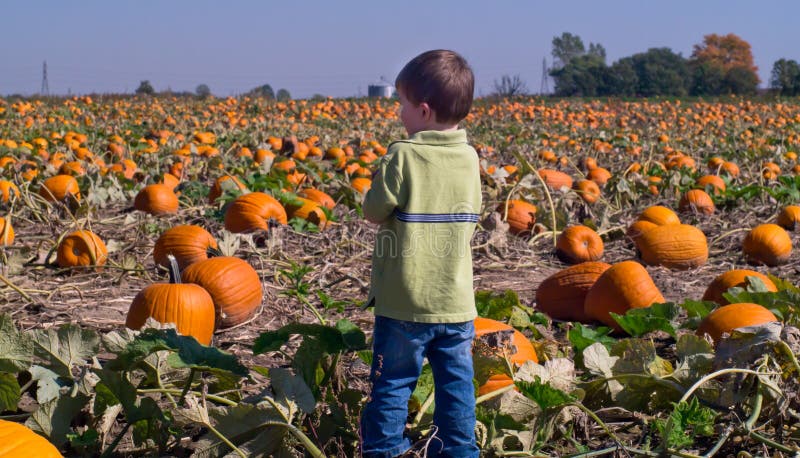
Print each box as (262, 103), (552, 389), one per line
(697, 303), (777, 344)
(0, 216), (14, 246)
(573, 179), (601, 204)
(126, 254), (216, 345)
(224, 192), (288, 233)
(742, 224), (792, 266)
(298, 188), (336, 210)
(0, 181), (19, 203)
(637, 206), (680, 226)
(536, 262), (611, 323)
(134, 184), (179, 215)
(695, 175), (726, 195)
(208, 175), (247, 203)
(587, 167), (612, 186)
(702, 270), (777, 305)
(181, 256), (263, 327)
(776, 205), (800, 231)
(556, 225), (604, 264)
(153, 225), (219, 271)
(39, 174), (81, 203)
(285, 197), (328, 229)
(0, 419), (62, 458)
(584, 261), (665, 331)
(500, 200), (537, 235)
(350, 177), (372, 194)
(538, 169), (573, 190)
(56, 230), (108, 267)
(474, 317), (538, 396)
(636, 224), (708, 269)
(679, 189), (715, 215)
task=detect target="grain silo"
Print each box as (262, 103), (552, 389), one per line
(368, 77), (395, 98)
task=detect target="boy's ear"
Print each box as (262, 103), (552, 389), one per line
(419, 102), (434, 121)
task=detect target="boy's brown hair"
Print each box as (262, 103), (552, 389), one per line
(395, 49), (474, 124)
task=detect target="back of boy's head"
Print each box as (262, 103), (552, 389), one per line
(395, 49), (474, 125)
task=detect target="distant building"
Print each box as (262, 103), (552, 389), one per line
(368, 78), (395, 98)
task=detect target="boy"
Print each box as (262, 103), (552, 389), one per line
(360, 50), (482, 458)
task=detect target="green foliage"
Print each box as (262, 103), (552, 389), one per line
(567, 322), (615, 353)
(135, 80), (155, 96)
(655, 398), (717, 449)
(770, 58), (800, 95)
(611, 302), (683, 337)
(475, 289), (520, 320)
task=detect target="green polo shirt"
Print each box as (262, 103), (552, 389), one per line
(363, 129), (482, 323)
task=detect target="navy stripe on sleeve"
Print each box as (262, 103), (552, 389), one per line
(394, 209), (480, 223)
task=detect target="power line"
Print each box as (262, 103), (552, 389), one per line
(539, 57), (550, 95)
(41, 60), (49, 95)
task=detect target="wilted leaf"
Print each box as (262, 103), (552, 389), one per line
(671, 334), (714, 386)
(193, 403), (287, 458)
(612, 338), (673, 376)
(174, 393), (211, 425)
(514, 359), (575, 394)
(26, 392), (89, 446)
(29, 365), (62, 404)
(582, 342), (619, 378)
(30, 324), (100, 378)
(0, 314), (34, 373)
(270, 367), (316, 415)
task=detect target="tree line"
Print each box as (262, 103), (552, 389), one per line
(134, 81), (292, 100)
(494, 32), (800, 97)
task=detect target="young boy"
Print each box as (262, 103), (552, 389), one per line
(360, 50), (482, 458)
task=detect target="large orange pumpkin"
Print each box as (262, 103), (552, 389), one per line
(56, 230), (108, 267)
(679, 189), (715, 215)
(636, 206), (680, 226)
(134, 184), (179, 215)
(742, 224), (792, 266)
(224, 192), (288, 233)
(776, 205), (800, 231)
(298, 188), (336, 210)
(697, 303), (778, 344)
(584, 261), (665, 331)
(126, 254), (216, 345)
(350, 177), (372, 194)
(0, 419), (62, 458)
(474, 317), (538, 396)
(153, 225), (219, 271)
(536, 262), (611, 323)
(284, 197), (328, 229)
(39, 174), (81, 203)
(181, 256), (263, 327)
(702, 270), (777, 305)
(636, 224), (708, 269)
(538, 169), (573, 190)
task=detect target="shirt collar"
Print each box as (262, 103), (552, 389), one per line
(407, 129), (467, 145)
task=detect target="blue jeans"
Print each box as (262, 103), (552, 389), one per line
(360, 315), (479, 458)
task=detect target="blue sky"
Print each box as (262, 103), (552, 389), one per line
(2, 1), (798, 98)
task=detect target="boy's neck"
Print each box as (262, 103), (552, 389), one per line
(409, 123), (459, 136)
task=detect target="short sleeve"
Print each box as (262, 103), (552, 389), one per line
(363, 154), (404, 224)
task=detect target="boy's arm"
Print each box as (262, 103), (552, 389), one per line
(363, 156), (404, 224)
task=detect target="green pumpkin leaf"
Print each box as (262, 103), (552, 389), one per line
(515, 376), (575, 411)
(26, 392), (89, 447)
(567, 323), (615, 353)
(610, 302), (681, 338)
(30, 324), (100, 378)
(475, 290), (520, 321)
(0, 371), (20, 412)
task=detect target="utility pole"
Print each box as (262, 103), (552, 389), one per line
(539, 57), (550, 95)
(41, 60), (50, 95)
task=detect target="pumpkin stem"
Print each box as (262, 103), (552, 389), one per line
(167, 254), (181, 283)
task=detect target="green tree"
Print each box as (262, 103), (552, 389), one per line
(603, 58), (638, 96)
(689, 33), (759, 95)
(629, 48), (690, 96)
(135, 80), (155, 96)
(690, 63), (726, 96)
(492, 74), (528, 97)
(276, 88), (291, 101)
(195, 84), (211, 98)
(249, 84), (275, 99)
(551, 32), (586, 69)
(724, 66), (759, 95)
(770, 59), (800, 95)
(550, 54), (608, 97)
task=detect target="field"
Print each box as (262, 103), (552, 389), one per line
(2, 95), (800, 457)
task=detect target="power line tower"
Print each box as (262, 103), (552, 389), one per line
(41, 61), (50, 95)
(539, 57), (550, 95)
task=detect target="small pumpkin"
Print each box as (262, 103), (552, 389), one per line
(555, 225), (604, 264)
(695, 175), (726, 195)
(153, 225), (219, 271)
(697, 303), (778, 344)
(500, 200), (537, 235)
(134, 184), (179, 215)
(587, 167), (612, 186)
(126, 254), (216, 345)
(284, 197), (328, 229)
(536, 262), (611, 323)
(0, 216), (13, 246)
(0, 419), (62, 458)
(224, 192), (288, 233)
(573, 179), (601, 204)
(636, 224), (708, 269)
(776, 205), (800, 231)
(584, 261), (665, 331)
(350, 177), (372, 194)
(181, 256), (263, 327)
(538, 168), (573, 190)
(742, 224), (792, 266)
(474, 317), (538, 396)
(702, 270), (777, 305)
(679, 189), (715, 215)
(208, 175), (247, 203)
(39, 174), (81, 203)
(636, 206), (680, 226)
(298, 188), (336, 210)
(56, 230), (108, 267)
(0, 180), (20, 203)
